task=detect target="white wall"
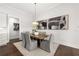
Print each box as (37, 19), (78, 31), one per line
(1, 3), (79, 49)
(0, 4), (33, 41)
(36, 3), (79, 49)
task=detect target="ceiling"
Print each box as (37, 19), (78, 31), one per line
(0, 3), (60, 17)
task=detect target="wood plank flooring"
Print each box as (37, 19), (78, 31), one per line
(0, 39), (79, 56)
(54, 45), (79, 56)
(0, 39), (23, 56)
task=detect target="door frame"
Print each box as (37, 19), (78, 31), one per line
(8, 16), (20, 41)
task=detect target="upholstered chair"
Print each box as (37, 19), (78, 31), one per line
(40, 34), (52, 52)
(21, 32), (37, 51)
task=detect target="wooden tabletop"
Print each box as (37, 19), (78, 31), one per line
(30, 33), (48, 40)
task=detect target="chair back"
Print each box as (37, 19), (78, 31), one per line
(46, 34), (52, 41)
(24, 32), (31, 48)
(49, 34), (52, 42)
(21, 32), (26, 48)
(50, 34), (54, 52)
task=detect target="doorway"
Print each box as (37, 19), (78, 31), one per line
(8, 17), (20, 41)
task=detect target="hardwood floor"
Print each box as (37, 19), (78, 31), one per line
(0, 39), (79, 56)
(9, 38), (22, 43)
(54, 45), (79, 56)
(0, 39), (23, 56)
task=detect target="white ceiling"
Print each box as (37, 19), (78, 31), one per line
(0, 3), (60, 17)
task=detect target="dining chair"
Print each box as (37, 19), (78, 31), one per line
(21, 32), (26, 48)
(21, 32), (37, 51)
(40, 34), (52, 52)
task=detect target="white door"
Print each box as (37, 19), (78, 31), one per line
(8, 17), (19, 40)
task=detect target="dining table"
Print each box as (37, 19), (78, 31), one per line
(30, 33), (48, 40)
(30, 32), (48, 47)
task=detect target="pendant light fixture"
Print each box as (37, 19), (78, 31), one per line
(35, 3), (36, 21)
(32, 3), (38, 25)
(32, 3), (38, 30)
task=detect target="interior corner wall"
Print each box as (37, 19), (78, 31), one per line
(37, 3), (79, 49)
(0, 5), (33, 40)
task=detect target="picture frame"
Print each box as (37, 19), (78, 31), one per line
(48, 15), (69, 30)
(33, 15), (69, 30)
(37, 20), (47, 30)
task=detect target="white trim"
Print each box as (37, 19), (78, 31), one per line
(8, 16), (20, 41)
